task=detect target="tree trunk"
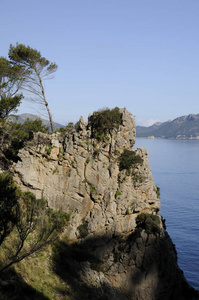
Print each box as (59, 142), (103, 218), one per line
(37, 72), (54, 132)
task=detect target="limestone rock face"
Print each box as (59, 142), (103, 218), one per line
(12, 108), (198, 299)
(13, 109), (158, 238)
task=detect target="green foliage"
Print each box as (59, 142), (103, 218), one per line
(45, 146), (52, 156)
(0, 117), (48, 164)
(90, 187), (96, 193)
(92, 107), (122, 138)
(9, 43), (58, 132)
(0, 57), (23, 95)
(132, 171), (144, 184)
(52, 238), (102, 284)
(115, 190), (121, 197)
(8, 118), (48, 150)
(45, 146), (53, 155)
(9, 123), (29, 140)
(0, 172), (69, 274)
(93, 148), (100, 158)
(119, 149), (143, 172)
(86, 158), (90, 164)
(156, 186), (160, 198)
(22, 118), (48, 133)
(89, 184), (96, 194)
(9, 44), (57, 73)
(136, 213), (160, 234)
(77, 218), (89, 238)
(57, 122), (75, 134)
(0, 172), (19, 246)
(52, 167), (59, 174)
(49, 210), (70, 232)
(0, 56), (23, 119)
(0, 95), (22, 119)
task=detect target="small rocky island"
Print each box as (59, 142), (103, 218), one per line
(3, 108), (199, 299)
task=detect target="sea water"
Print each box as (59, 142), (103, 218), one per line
(135, 138), (199, 290)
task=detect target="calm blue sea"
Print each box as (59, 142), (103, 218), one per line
(135, 138), (199, 290)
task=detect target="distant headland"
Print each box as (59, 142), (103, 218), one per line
(136, 113), (199, 139)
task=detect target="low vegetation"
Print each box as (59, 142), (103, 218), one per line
(119, 149), (143, 172)
(56, 122), (76, 134)
(156, 186), (160, 198)
(0, 170), (70, 299)
(0, 172), (69, 276)
(136, 213), (160, 234)
(92, 107), (122, 139)
(10, 118), (48, 145)
(115, 190), (122, 197)
(0, 118), (49, 164)
(77, 218), (89, 238)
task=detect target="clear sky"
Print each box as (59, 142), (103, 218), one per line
(1, 0), (199, 126)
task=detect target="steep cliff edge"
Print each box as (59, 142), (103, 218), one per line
(11, 108), (199, 299)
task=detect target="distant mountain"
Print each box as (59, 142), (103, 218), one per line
(12, 113), (64, 131)
(136, 114), (199, 139)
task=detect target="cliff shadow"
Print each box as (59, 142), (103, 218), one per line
(51, 231), (199, 300)
(0, 267), (50, 300)
(52, 234), (130, 300)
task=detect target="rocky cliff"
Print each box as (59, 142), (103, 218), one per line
(11, 108), (199, 299)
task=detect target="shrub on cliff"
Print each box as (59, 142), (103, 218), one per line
(1, 119), (48, 163)
(77, 218), (89, 238)
(0, 172), (69, 275)
(92, 107), (122, 139)
(119, 149), (143, 172)
(0, 172), (19, 245)
(10, 118), (48, 147)
(136, 213), (160, 234)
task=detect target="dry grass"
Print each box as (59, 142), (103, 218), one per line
(14, 246), (72, 299)
(0, 238), (75, 300)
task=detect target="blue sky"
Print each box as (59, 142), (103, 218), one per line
(1, 0), (199, 126)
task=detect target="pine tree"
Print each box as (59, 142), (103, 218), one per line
(9, 44), (58, 132)
(0, 56), (23, 119)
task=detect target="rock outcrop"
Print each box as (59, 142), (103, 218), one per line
(11, 108), (199, 299)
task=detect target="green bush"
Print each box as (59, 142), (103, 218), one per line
(45, 146), (52, 155)
(119, 149), (143, 172)
(92, 107), (122, 138)
(156, 186), (160, 198)
(55, 122), (75, 133)
(0, 171), (69, 274)
(115, 190), (121, 197)
(86, 158), (90, 164)
(9, 118), (48, 149)
(0, 172), (19, 245)
(132, 171), (144, 184)
(64, 122), (75, 133)
(136, 213), (160, 234)
(22, 118), (48, 133)
(89, 184), (96, 194)
(77, 218), (89, 238)
(93, 148), (100, 158)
